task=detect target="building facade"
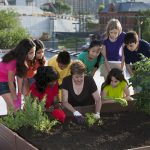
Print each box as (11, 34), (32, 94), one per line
(64, 0), (98, 14)
(99, 2), (150, 36)
(7, 0), (54, 6)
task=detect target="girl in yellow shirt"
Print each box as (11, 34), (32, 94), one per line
(101, 68), (133, 104)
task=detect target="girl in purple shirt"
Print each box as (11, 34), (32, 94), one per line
(0, 39), (36, 112)
(101, 19), (125, 79)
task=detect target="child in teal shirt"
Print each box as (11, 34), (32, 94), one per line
(78, 40), (103, 76)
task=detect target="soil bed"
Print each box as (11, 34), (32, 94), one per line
(17, 111), (150, 150)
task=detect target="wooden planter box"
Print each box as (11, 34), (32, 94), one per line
(65, 100), (137, 116)
(0, 124), (37, 150)
(0, 100), (149, 150)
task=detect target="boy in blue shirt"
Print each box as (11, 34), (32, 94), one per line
(124, 31), (150, 76)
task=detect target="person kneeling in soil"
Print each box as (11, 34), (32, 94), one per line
(29, 66), (66, 123)
(61, 60), (102, 124)
(101, 68), (133, 106)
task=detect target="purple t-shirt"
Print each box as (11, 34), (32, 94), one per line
(104, 32), (125, 61)
(0, 59), (16, 82)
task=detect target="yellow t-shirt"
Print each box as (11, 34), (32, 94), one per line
(103, 81), (127, 99)
(48, 55), (71, 85)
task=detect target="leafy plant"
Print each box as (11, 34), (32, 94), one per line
(0, 95), (59, 132)
(104, 97), (128, 107)
(85, 113), (103, 127)
(0, 9), (29, 49)
(129, 56), (150, 114)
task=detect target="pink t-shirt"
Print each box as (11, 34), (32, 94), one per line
(30, 82), (59, 108)
(0, 60), (16, 82)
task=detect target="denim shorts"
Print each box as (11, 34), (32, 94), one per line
(0, 82), (10, 95)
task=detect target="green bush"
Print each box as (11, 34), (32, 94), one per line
(0, 95), (58, 133)
(129, 56), (150, 114)
(0, 9), (29, 49)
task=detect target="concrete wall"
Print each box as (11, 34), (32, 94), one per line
(54, 18), (79, 32)
(21, 16), (51, 38)
(20, 16), (79, 38)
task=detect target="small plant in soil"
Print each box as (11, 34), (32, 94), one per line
(85, 113), (103, 127)
(0, 95), (59, 133)
(129, 56), (150, 115)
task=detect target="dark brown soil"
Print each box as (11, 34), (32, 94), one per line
(17, 111), (150, 150)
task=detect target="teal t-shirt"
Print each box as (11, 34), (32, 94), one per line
(78, 51), (104, 74)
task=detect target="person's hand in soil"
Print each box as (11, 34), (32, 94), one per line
(73, 111), (86, 125)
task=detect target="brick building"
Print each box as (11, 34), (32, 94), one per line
(99, 2), (150, 34)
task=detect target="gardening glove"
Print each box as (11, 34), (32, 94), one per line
(73, 111), (85, 125)
(93, 112), (100, 119)
(13, 98), (21, 111)
(73, 111), (82, 116)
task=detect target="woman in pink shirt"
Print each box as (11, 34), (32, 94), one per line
(30, 66), (66, 123)
(0, 38), (36, 112)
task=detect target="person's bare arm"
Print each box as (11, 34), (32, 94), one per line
(62, 89), (76, 113)
(91, 67), (98, 77)
(8, 71), (17, 100)
(123, 85), (133, 101)
(92, 90), (102, 113)
(126, 64), (133, 76)
(17, 77), (23, 94)
(101, 46), (110, 72)
(121, 45), (125, 70)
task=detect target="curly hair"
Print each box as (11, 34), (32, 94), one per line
(2, 38), (35, 77)
(34, 66), (59, 93)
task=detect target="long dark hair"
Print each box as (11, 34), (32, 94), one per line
(88, 40), (103, 68)
(34, 66), (59, 93)
(33, 39), (45, 66)
(2, 38), (35, 77)
(101, 68), (127, 91)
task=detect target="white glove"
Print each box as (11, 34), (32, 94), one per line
(93, 112), (100, 119)
(73, 111), (82, 116)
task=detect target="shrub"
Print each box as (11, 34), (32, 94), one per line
(129, 56), (150, 114)
(0, 9), (29, 49)
(0, 95), (59, 133)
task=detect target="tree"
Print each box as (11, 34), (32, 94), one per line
(55, 0), (71, 14)
(137, 9), (150, 42)
(98, 4), (105, 13)
(0, 9), (29, 49)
